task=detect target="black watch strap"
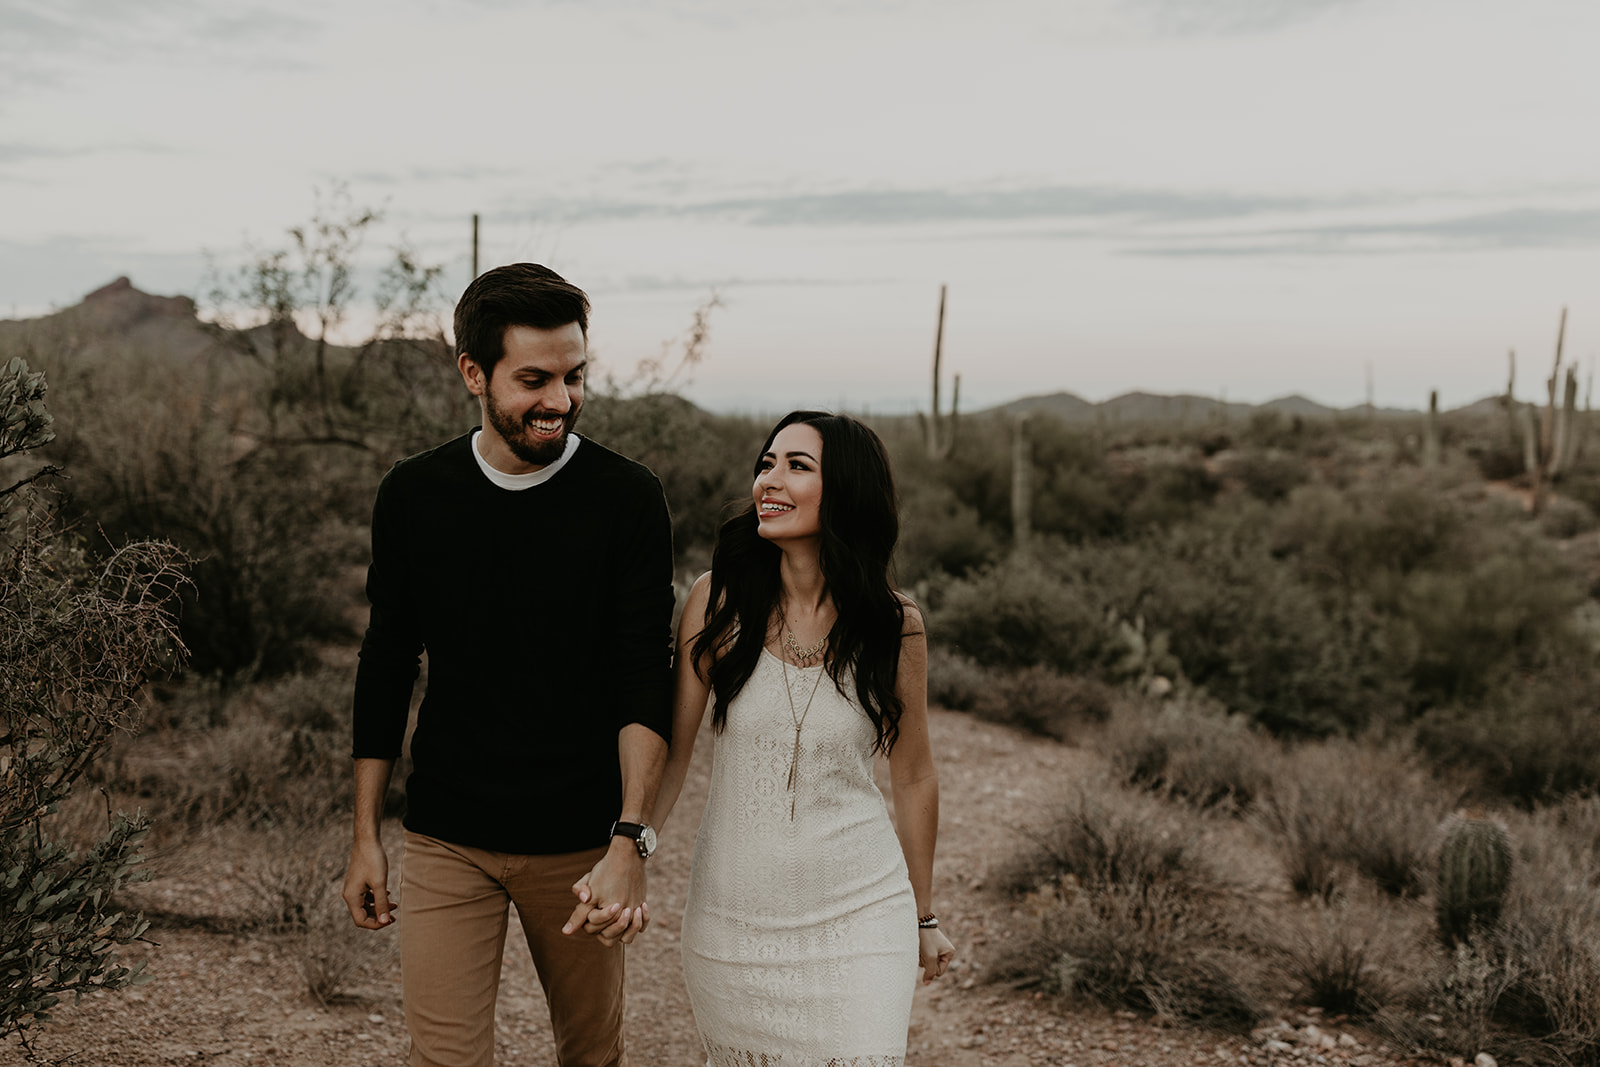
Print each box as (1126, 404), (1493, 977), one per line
(609, 820), (656, 859)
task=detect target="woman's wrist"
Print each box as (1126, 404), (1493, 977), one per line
(917, 911), (938, 929)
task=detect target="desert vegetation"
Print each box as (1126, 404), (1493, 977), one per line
(2, 199), (1598, 1063)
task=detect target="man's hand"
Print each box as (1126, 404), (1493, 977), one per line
(562, 840), (648, 946)
(342, 839), (398, 930)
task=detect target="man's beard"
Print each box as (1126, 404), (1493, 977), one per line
(484, 386), (581, 467)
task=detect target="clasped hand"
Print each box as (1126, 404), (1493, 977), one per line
(562, 845), (649, 947)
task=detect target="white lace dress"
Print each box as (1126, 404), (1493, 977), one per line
(681, 649), (918, 1067)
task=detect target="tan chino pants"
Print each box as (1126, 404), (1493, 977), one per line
(400, 831), (627, 1067)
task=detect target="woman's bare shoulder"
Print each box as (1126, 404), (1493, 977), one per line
(894, 590), (926, 635)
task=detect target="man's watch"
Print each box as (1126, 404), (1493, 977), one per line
(609, 820), (657, 860)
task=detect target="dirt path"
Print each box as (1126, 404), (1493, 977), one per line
(8, 710), (1422, 1066)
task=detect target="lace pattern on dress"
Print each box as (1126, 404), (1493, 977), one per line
(702, 1037), (905, 1067)
(681, 651), (919, 1066)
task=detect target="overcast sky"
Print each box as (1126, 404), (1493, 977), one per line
(3, 0), (1598, 413)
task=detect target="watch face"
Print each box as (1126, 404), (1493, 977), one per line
(640, 825), (658, 856)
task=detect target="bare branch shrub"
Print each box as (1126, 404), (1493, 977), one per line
(1, 358), (189, 1043)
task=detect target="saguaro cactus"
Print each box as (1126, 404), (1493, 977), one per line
(1435, 813), (1514, 947)
(918, 284), (959, 459)
(1011, 412), (1032, 553)
(1424, 390), (1440, 467)
(1528, 307), (1578, 513)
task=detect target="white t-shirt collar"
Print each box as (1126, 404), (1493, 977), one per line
(470, 430), (581, 490)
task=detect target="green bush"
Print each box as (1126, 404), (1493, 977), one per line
(1223, 448), (1311, 503)
(1539, 494), (1598, 539)
(927, 554), (1112, 675)
(1417, 669), (1600, 804)
(895, 478), (1002, 583)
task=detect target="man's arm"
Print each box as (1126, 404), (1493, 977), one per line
(342, 472), (421, 931)
(562, 723), (668, 945)
(341, 757), (398, 929)
(564, 467), (675, 946)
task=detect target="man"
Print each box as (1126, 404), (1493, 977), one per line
(341, 263), (674, 1067)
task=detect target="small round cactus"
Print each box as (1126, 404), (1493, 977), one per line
(1435, 812), (1514, 947)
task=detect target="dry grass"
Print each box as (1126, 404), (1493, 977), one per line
(1283, 890), (1423, 1018)
(1254, 739), (1447, 900)
(1095, 696), (1275, 811)
(998, 776), (1267, 1031)
(927, 647), (1113, 741)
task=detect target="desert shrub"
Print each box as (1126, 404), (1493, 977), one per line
(896, 478), (1002, 583)
(999, 779), (1265, 1028)
(1493, 798), (1600, 1060)
(931, 518), (1391, 735)
(99, 667), (357, 836)
(1001, 776), (1224, 900)
(1255, 740), (1445, 899)
(1417, 669), (1600, 804)
(1031, 467), (1125, 543)
(927, 649), (1114, 740)
(1120, 460), (1221, 530)
(928, 555), (1112, 674)
(235, 824), (392, 1005)
(1096, 697), (1276, 811)
(0, 358), (188, 1044)
(978, 666), (1113, 741)
(1394, 552), (1587, 705)
(1271, 478), (1459, 587)
(1286, 893), (1416, 1018)
(1115, 518), (1385, 735)
(1468, 434), (1525, 482)
(924, 647), (989, 712)
(1274, 478), (1589, 708)
(1224, 449), (1311, 503)
(580, 394), (763, 562)
(1378, 799), (1600, 1065)
(1539, 494), (1598, 539)
(40, 343), (373, 678)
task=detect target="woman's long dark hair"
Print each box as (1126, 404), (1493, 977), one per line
(691, 411), (911, 755)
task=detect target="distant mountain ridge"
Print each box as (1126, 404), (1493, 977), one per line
(2, 278), (1506, 421)
(984, 389), (1470, 423)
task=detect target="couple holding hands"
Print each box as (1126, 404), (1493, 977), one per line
(341, 263), (954, 1066)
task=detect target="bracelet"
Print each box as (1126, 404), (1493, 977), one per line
(917, 912), (938, 929)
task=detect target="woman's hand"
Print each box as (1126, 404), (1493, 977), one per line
(918, 926), (955, 984)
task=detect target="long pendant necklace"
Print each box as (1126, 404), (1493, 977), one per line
(779, 649), (825, 820)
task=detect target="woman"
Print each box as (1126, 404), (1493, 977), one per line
(654, 410), (956, 1066)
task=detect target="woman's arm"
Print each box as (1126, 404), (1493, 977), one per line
(655, 571), (716, 833)
(888, 596), (956, 984)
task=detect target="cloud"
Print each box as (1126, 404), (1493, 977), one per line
(1132, 204), (1600, 256)
(0, 0), (319, 89)
(496, 184), (1319, 228)
(1130, 0), (1359, 36)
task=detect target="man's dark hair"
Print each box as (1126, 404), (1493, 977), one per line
(454, 263), (591, 381)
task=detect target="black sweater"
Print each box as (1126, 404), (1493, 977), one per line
(351, 432), (675, 854)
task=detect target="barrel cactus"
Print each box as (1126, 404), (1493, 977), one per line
(1435, 813), (1514, 947)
